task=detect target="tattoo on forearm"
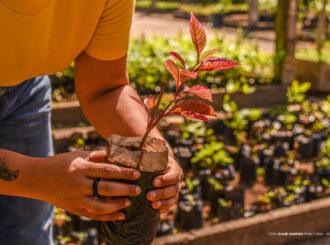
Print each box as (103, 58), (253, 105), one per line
(0, 158), (19, 181)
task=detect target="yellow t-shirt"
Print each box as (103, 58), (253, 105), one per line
(0, 0), (134, 86)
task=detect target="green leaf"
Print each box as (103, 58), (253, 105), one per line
(246, 108), (262, 121)
(299, 82), (311, 93)
(218, 198), (228, 207)
(242, 83), (256, 94)
(295, 94), (306, 103)
(256, 167), (265, 176)
(226, 80), (240, 94)
(291, 80), (300, 94)
(321, 178), (329, 187)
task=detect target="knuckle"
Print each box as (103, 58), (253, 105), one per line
(168, 186), (177, 196)
(93, 205), (105, 214)
(102, 166), (114, 175)
(161, 199), (169, 208)
(168, 198), (176, 206)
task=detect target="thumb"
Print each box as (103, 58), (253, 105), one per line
(87, 151), (107, 163)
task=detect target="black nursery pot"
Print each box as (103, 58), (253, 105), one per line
(175, 194), (203, 231)
(239, 156), (258, 187)
(310, 132), (323, 157)
(217, 205), (231, 222)
(173, 146), (193, 173)
(296, 135), (314, 159)
(156, 219), (174, 237)
(198, 169), (212, 200)
(99, 135), (168, 245)
(212, 13), (224, 28)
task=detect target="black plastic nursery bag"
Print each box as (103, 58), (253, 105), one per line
(98, 134), (168, 245)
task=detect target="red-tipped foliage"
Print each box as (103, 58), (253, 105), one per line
(169, 51), (186, 68)
(190, 12), (207, 60)
(197, 57), (241, 72)
(183, 85), (213, 102)
(135, 12), (241, 150)
(165, 59), (197, 87)
(180, 70), (198, 84)
(144, 95), (155, 110)
(200, 48), (219, 60)
(168, 99), (220, 121)
(165, 59), (180, 85)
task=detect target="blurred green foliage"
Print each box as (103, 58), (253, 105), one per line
(135, 0), (179, 10)
(179, 2), (248, 16)
(295, 41), (330, 64)
(128, 31), (274, 92)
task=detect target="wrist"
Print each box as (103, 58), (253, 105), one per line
(25, 156), (51, 200)
(0, 149), (48, 200)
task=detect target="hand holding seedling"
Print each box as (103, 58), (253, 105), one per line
(133, 13), (240, 212)
(40, 151), (145, 221)
(0, 149), (144, 221)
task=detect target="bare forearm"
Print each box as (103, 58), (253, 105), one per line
(79, 85), (147, 138)
(78, 85), (173, 154)
(0, 149), (43, 199)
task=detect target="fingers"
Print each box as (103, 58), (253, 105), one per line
(147, 182), (182, 212)
(85, 163), (141, 180)
(87, 179), (141, 197)
(87, 151), (107, 163)
(151, 196), (179, 211)
(78, 208), (126, 221)
(153, 167), (182, 188)
(81, 196), (130, 215)
(147, 183), (181, 201)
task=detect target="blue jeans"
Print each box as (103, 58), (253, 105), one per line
(0, 77), (55, 245)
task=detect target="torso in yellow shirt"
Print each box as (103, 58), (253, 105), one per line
(0, 0), (134, 86)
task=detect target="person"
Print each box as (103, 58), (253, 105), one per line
(0, 0), (183, 244)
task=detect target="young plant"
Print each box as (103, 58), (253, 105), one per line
(191, 141), (234, 172)
(131, 13), (240, 150)
(185, 177), (201, 192)
(286, 80), (311, 105)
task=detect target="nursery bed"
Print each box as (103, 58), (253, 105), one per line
(153, 197), (330, 245)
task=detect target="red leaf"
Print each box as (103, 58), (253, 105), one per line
(171, 111), (210, 122)
(200, 48), (219, 61)
(168, 99), (219, 120)
(165, 59), (180, 85)
(169, 51), (186, 68)
(196, 57), (241, 72)
(184, 85), (213, 102)
(165, 59), (197, 87)
(190, 12), (207, 60)
(130, 96), (147, 111)
(180, 70), (198, 83)
(144, 95), (155, 110)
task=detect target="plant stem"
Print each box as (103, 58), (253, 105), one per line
(138, 82), (167, 150)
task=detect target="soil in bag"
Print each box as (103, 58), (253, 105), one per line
(98, 135), (168, 245)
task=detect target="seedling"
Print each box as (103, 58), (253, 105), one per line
(208, 177), (224, 191)
(286, 80), (311, 105)
(185, 177), (200, 192)
(131, 13), (240, 150)
(218, 198), (228, 207)
(191, 141), (234, 172)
